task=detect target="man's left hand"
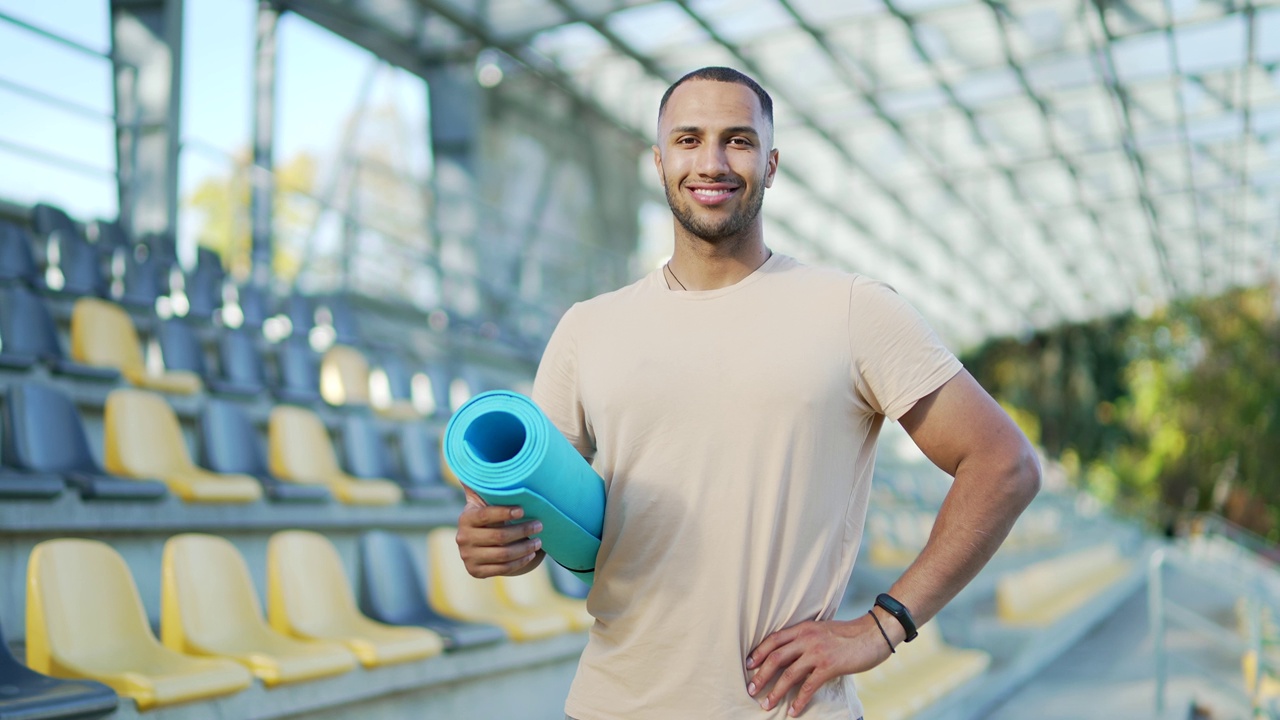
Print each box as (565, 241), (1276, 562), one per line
(745, 613), (895, 716)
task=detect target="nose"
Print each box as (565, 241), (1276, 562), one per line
(693, 141), (730, 178)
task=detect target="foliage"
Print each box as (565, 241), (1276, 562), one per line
(964, 287), (1280, 538)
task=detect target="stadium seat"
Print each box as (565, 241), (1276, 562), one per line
(215, 329), (269, 396)
(112, 247), (167, 311)
(854, 623), (990, 720)
(319, 345), (371, 408)
(266, 530), (445, 667)
(275, 339), (322, 404)
(0, 286), (120, 380)
(198, 398), (330, 502)
(996, 543), (1131, 626)
(103, 389), (262, 502)
(233, 283), (268, 329)
(356, 530), (506, 651)
(31, 205), (103, 297)
(157, 319), (260, 397)
(0, 220), (40, 286)
(3, 382), (167, 500)
(267, 405), (402, 505)
(368, 352), (421, 420)
(316, 295), (360, 345)
(396, 422), (457, 500)
(342, 414), (451, 502)
(494, 563), (593, 632)
(161, 533), (358, 686)
(182, 248), (224, 321)
(69, 298), (202, 394)
(25, 538), (253, 710)
(284, 294), (315, 339)
(424, 527), (572, 641)
(0, 614), (118, 720)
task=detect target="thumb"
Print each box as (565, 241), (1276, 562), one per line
(463, 486), (487, 508)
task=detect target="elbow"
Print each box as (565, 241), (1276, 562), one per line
(1008, 441), (1042, 508)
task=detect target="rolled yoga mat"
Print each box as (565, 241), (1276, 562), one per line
(444, 390), (605, 585)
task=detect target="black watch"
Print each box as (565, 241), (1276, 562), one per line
(874, 593), (918, 643)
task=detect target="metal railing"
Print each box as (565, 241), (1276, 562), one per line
(0, 9), (140, 224)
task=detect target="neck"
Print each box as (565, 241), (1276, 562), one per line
(666, 225), (771, 292)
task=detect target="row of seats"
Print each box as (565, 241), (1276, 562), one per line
(995, 542), (1131, 626)
(0, 285), (434, 417)
(865, 506), (1064, 568)
(14, 529), (588, 711)
(0, 206), (361, 344)
(0, 381), (455, 503)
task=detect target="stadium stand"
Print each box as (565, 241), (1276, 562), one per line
(110, 246), (166, 312)
(265, 530), (445, 667)
(494, 564), (593, 632)
(394, 422), (457, 501)
(102, 388), (263, 502)
(182, 248), (224, 322)
(230, 283), (269, 330)
(25, 538), (254, 710)
(30, 204), (104, 297)
(0, 614), (118, 720)
(0, 286), (119, 380)
(356, 529), (507, 650)
(995, 543), (1131, 626)
(198, 398), (332, 501)
(213, 328), (270, 396)
(273, 338), (323, 404)
(70, 298), (201, 394)
(367, 351), (423, 420)
(853, 623), (991, 720)
(3, 382), (168, 500)
(267, 404), (402, 505)
(424, 527), (573, 641)
(0, 220), (40, 286)
(161, 533), (359, 686)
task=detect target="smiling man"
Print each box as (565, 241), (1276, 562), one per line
(456, 67), (1041, 719)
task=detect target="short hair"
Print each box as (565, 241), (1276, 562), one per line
(657, 67), (774, 131)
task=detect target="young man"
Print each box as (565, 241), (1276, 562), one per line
(455, 67), (1041, 719)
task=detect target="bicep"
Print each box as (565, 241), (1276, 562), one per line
(898, 369), (1029, 477)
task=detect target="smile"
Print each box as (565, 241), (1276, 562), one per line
(688, 187), (738, 205)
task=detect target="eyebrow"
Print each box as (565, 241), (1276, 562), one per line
(668, 125), (761, 138)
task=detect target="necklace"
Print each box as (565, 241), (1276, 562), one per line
(664, 263), (687, 291)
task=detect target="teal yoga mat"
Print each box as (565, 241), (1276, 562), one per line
(444, 390), (604, 585)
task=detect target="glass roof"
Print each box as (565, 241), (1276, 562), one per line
(378, 0), (1280, 347)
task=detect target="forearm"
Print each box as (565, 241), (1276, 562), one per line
(884, 442), (1041, 632)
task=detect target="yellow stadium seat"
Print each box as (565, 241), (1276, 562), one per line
(161, 534), (358, 686)
(26, 538), (252, 710)
(319, 345), (371, 407)
(103, 389), (262, 503)
(70, 297), (202, 394)
(854, 623), (990, 720)
(494, 563), (593, 632)
(267, 405), (402, 505)
(425, 527), (572, 641)
(266, 530), (444, 667)
(996, 543), (1131, 626)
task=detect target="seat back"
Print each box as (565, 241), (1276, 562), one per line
(103, 388), (195, 477)
(53, 233), (105, 296)
(30, 203), (80, 241)
(0, 285), (64, 359)
(284, 294), (314, 338)
(496, 563), (570, 611)
(70, 298), (144, 373)
(4, 382), (101, 474)
(425, 527), (506, 617)
(184, 250), (224, 320)
(218, 329), (267, 388)
(398, 423), (445, 488)
(276, 339), (320, 399)
(0, 220), (39, 283)
(26, 538), (160, 673)
(117, 247), (165, 308)
(267, 530), (361, 637)
(341, 414), (393, 479)
(235, 284), (269, 329)
(268, 405), (341, 481)
(199, 399), (269, 476)
(320, 345), (371, 406)
(316, 296), (359, 345)
(376, 353), (414, 402)
(157, 318), (208, 377)
(162, 534), (267, 650)
(357, 530), (432, 626)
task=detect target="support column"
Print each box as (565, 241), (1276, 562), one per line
(110, 0), (183, 256)
(250, 0), (280, 286)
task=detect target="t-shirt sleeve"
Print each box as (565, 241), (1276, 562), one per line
(848, 276), (963, 421)
(532, 303), (596, 461)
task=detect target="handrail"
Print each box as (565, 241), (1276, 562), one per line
(0, 9), (135, 68)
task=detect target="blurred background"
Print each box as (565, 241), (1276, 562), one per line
(0, 0), (1278, 719)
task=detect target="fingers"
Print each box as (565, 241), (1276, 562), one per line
(456, 500), (544, 578)
(747, 619), (885, 716)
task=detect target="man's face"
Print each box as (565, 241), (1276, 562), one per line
(653, 80), (779, 243)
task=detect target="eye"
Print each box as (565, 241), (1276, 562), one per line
(729, 137), (753, 147)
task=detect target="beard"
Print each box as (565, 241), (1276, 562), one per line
(663, 173), (766, 242)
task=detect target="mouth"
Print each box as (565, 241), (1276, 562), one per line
(686, 185), (738, 206)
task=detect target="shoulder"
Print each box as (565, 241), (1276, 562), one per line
(557, 273), (655, 329)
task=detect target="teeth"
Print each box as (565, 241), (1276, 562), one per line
(693, 188), (732, 197)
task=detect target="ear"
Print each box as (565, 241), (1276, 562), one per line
(652, 144), (664, 182)
(764, 148), (780, 189)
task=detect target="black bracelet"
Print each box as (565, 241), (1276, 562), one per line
(868, 610), (895, 654)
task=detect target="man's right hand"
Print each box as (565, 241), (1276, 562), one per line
(456, 486), (545, 578)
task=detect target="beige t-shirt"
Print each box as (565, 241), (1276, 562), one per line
(532, 254), (962, 720)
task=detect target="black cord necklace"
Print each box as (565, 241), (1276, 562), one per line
(664, 263), (687, 291)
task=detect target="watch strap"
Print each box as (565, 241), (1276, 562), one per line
(874, 592), (919, 643)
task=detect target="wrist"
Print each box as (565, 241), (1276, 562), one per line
(869, 605), (906, 648)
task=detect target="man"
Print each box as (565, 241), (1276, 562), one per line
(456, 66), (1041, 719)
